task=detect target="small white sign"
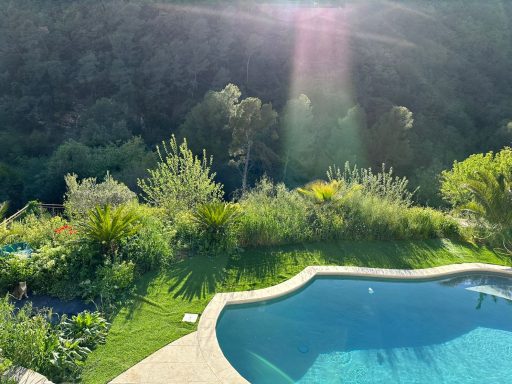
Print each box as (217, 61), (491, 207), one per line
(182, 313), (199, 323)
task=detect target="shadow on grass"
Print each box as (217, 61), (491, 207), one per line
(124, 238), (508, 312)
(165, 253), (229, 301)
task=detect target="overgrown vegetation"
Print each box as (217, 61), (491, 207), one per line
(441, 147), (512, 253)
(0, 298), (108, 382)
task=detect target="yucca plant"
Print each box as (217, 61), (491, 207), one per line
(82, 205), (141, 259)
(192, 202), (240, 236)
(297, 180), (343, 204)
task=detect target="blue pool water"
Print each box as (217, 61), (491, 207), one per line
(216, 274), (512, 383)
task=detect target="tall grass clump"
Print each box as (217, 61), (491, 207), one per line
(237, 178), (348, 247)
(340, 192), (459, 240)
(327, 163), (459, 240)
(328, 162), (415, 206)
(237, 178), (314, 246)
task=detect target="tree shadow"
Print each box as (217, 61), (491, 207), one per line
(226, 244), (307, 287)
(165, 253), (229, 301)
(123, 269), (160, 321)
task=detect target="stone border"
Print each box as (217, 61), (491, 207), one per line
(197, 263), (512, 383)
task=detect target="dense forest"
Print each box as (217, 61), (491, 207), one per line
(1, 0), (512, 209)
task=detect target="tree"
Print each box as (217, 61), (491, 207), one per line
(367, 106), (414, 168)
(64, 172), (137, 219)
(280, 94), (316, 185)
(138, 135), (223, 216)
(179, 84), (240, 172)
(229, 97), (278, 191)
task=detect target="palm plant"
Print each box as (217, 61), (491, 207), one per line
(460, 171), (512, 227)
(459, 170), (512, 249)
(297, 180), (343, 203)
(192, 202), (240, 236)
(82, 205), (141, 258)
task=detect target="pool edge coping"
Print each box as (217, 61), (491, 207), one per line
(197, 263), (512, 384)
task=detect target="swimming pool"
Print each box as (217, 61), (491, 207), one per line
(216, 273), (512, 383)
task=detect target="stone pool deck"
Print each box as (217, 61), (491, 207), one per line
(109, 331), (221, 384)
(110, 263), (512, 384)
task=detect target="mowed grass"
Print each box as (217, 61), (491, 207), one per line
(82, 239), (509, 383)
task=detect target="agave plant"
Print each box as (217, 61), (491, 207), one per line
(82, 205), (141, 258)
(297, 180), (343, 204)
(192, 202), (240, 235)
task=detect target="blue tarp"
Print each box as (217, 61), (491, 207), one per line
(0, 242), (32, 257)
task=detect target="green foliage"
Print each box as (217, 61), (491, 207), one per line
(119, 205), (174, 272)
(237, 178), (314, 247)
(1, 2), (512, 206)
(237, 175), (457, 247)
(192, 202), (240, 235)
(191, 202), (240, 253)
(229, 94), (279, 191)
(328, 162), (415, 206)
(179, 84), (240, 178)
(40, 137), (154, 203)
(340, 192), (459, 240)
(82, 205), (141, 259)
(87, 261), (135, 311)
(367, 106), (414, 168)
(64, 172), (137, 219)
(0, 297), (102, 382)
(297, 180), (343, 203)
(458, 171), (512, 231)
(441, 148), (512, 207)
(138, 136), (224, 216)
(60, 311), (109, 350)
(0, 214), (69, 249)
(441, 148), (512, 248)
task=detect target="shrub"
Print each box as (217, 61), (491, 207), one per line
(0, 297), (100, 382)
(1, 215), (69, 249)
(192, 202), (240, 235)
(82, 205), (141, 260)
(237, 178), (314, 247)
(441, 147), (512, 207)
(0, 202), (8, 221)
(328, 162), (415, 206)
(138, 135), (224, 217)
(441, 148), (512, 248)
(191, 202), (240, 253)
(340, 192), (459, 240)
(64, 172), (137, 219)
(80, 261), (135, 311)
(120, 205), (174, 272)
(60, 311), (109, 349)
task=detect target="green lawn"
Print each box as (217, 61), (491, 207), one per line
(82, 239), (509, 383)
